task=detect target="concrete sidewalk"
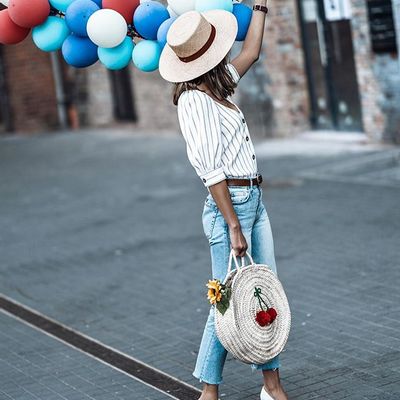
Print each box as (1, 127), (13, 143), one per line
(0, 130), (399, 399)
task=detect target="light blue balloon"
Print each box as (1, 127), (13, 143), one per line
(157, 16), (176, 49)
(132, 40), (161, 72)
(50, 0), (75, 13)
(195, 0), (233, 13)
(98, 37), (134, 70)
(33, 16), (70, 52)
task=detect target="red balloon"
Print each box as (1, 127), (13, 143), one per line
(102, 0), (140, 23)
(0, 9), (30, 44)
(8, 0), (50, 28)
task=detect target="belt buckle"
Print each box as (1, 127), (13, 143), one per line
(256, 174), (262, 185)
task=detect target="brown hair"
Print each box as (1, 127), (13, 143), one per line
(172, 55), (237, 106)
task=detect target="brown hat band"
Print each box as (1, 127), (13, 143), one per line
(178, 24), (216, 63)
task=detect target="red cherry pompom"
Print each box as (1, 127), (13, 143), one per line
(256, 310), (271, 326)
(268, 307), (278, 321)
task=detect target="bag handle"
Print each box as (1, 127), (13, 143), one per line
(227, 248), (255, 276)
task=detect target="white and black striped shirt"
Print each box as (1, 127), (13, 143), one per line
(177, 63), (258, 188)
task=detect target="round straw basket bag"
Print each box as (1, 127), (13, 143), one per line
(214, 250), (291, 364)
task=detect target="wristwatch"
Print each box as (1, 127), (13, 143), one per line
(253, 4), (269, 13)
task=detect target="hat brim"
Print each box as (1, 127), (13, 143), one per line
(159, 10), (238, 83)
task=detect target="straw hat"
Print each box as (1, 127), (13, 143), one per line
(159, 9), (238, 83)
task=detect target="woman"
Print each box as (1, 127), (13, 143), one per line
(159, 2), (288, 400)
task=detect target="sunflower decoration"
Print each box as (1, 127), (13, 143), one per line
(206, 279), (232, 315)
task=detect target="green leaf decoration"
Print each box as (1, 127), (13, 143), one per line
(216, 296), (230, 315)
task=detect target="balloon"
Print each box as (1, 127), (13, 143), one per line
(0, 9), (30, 44)
(49, 0), (74, 13)
(8, 0), (50, 28)
(132, 39), (161, 72)
(66, 0), (100, 37)
(233, 3), (252, 41)
(62, 34), (98, 67)
(98, 36), (134, 69)
(167, 0), (195, 15)
(195, 0), (233, 13)
(32, 16), (70, 51)
(102, 0), (140, 23)
(91, 0), (101, 6)
(166, 5), (178, 18)
(133, 1), (169, 40)
(157, 16), (176, 49)
(87, 9), (127, 48)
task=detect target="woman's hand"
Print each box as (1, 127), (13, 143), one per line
(229, 225), (248, 257)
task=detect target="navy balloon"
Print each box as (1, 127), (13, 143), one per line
(157, 16), (176, 48)
(62, 34), (98, 67)
(133, 1), (169, 40)
(66, 0), (100, 37)
(233, 3), (252, 41)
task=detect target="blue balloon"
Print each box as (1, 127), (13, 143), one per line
(98, 37), (134, 70)
(157, 16), (176, 49)
(233, 3), (252, 41)
(91, 0), (102, 6)
(33, 16), (70, 52)
(66, 0), (100, 37)
(132, 40), (161, 72)
(195, 0), (233, 13)
(50, 0), (75, 13)
(62, 34), (98, 68)
(133, 1), (169, 40)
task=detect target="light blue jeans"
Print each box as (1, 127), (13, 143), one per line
(193, 184), (280, 385)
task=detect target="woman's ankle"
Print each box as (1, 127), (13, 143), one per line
(198, 383), (218, 400)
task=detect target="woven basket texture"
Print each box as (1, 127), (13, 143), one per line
(215, 252), (291, 364)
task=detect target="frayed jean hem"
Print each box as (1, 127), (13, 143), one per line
(251, 355), (280, 371)
(192, 371), (223, 385)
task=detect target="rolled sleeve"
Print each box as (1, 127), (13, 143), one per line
(177, 91), (226, 187)
(199, 166), (226, 187)
(226, 63), (241, 84)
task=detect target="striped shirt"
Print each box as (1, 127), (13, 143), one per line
(177, 63), (258, 188)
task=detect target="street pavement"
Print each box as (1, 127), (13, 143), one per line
(0, 129), (399, 400)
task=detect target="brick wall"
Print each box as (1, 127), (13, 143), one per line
(226, 0), (310, 138)
(2, 40), (59, 133)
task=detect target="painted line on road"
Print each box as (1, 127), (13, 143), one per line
(0, 294), (201, 400)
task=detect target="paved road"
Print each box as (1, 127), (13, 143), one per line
(0, 130), (399, 399)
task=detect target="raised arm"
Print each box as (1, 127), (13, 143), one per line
(231, 0), (268, 78)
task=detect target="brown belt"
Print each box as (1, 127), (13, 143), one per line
(226, 174), (263, 186)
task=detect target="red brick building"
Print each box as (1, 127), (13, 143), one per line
(0, 0), (399, 142)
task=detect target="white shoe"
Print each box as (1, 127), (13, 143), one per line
(260, 386), (274, 400)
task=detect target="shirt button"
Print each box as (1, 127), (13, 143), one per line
(252, 154), (256, 160)
(246, 136), (249, 141)
(203, 178), (206, 183)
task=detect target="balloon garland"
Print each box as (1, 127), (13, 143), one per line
(0, 0), (253, 71)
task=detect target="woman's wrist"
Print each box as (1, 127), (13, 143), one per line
(228, 222), (241, 231)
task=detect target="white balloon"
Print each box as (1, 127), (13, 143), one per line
(167, 5), (178, 18)
(87, 9), (127, 49)
(167, 0), (195, 15)
(0, 0), (9, 6)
